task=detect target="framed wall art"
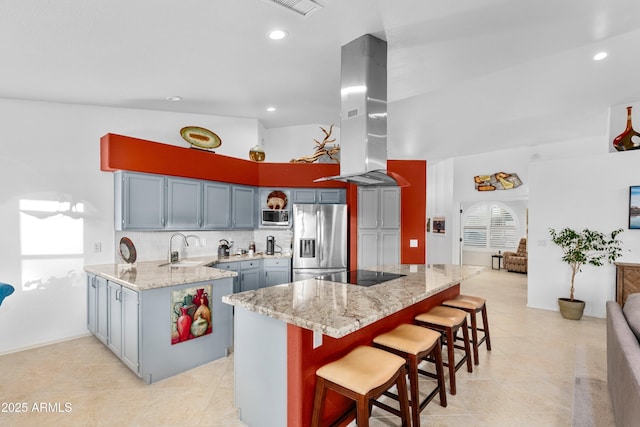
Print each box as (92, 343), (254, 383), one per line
(630, 186), (640, 229)
(432, 217), (446, 235)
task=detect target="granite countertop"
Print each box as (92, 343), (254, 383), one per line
(84, 252), (291, 291)
(222, 264), (486, 338)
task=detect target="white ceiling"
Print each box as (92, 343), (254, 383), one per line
(2, 0), (640, 160)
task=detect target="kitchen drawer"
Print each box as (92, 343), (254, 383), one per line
(263, 258), (290, 268)
(214, 262), (237, 271)
(240, 260), (260, 270)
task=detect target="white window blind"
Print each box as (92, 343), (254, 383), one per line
(463, 203), (517, 250)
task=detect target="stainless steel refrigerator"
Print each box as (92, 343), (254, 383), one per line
(292, 204), (348, 281)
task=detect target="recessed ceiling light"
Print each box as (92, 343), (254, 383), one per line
(593, 52), (608, 61)
(268, 30), (288, 40)
(166, 96), (183, 101)
(266, 106), (276, 112)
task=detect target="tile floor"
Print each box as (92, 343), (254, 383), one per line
(0, 269), (614, 426)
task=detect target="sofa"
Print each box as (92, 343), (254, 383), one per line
(606, 294), (640, 426)
(503, 238), (527, 273)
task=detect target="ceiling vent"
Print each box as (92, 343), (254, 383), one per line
(262, 0), (324, 17)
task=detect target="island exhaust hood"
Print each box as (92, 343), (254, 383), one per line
(315, 34), (404, 187)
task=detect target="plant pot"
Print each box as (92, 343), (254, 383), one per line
(558, 298), (586, 320)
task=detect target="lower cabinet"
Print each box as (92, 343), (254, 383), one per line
(107, 282), (140, 374)
(214, 258), (292, 292)
(264, 258), (291, 287)
(239, 260), (261, 292)
(87, 274), (108, 345)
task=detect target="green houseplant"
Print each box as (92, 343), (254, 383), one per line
(548, 227), (624, 320)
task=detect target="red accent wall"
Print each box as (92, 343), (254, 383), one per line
(389, 160), (427, 264)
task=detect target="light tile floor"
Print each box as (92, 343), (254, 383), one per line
(0, 269), (614, 426)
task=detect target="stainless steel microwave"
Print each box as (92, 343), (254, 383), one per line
(261, 209), (290, 226)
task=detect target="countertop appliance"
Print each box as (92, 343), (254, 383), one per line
(266, 236), (275, 255)
(218, 239), (230, 257)
(293, 204), (347, 281)
(316, 269), (406, 287)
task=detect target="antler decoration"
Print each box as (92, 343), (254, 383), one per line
(290, 125), (340, 163)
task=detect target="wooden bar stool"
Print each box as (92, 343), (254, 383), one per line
(311, 345), (411, 427)
(373, 324), (447, 427)
(415, 306), (473, 395)
(442, 295), (492, 365)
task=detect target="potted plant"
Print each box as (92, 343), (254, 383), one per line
(548, 227), (624, 320)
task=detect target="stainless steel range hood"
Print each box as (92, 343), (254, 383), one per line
(315, 34), (402, 186)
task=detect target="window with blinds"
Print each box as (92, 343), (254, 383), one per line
(463, 203), (517, 250)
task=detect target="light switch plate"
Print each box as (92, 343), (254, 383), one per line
(409, 239), (418, 248)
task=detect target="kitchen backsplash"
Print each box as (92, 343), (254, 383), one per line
(114, 229), (293, 263)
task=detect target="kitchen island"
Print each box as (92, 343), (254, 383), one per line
(222, 263), (485, 427)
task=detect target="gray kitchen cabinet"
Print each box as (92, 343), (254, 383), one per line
(357, 187), (400, 268)
(317, 189), (346, 204)
(215, 261), (240, 293)
(203, 182), (231, 229)
(167, 177), (202, 229)
(239, 260), (261, 291)
(291, 189), (317, 204)
(357, 230), (379, 269)
(232, 185), (256, 229)
(264, 258), (291, 287)
(115, 171), (166, 230)
(291, 188), (346, 204)
(120, 286), (140, 373)
(215, 259), (263, 292)
(87, 274), (108, 345)
(107, 281), (140, 375)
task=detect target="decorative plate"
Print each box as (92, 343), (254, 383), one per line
(119, 237), (137, 264)
(180, 126), (222, 149)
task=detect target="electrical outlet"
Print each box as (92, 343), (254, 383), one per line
(93, 242), (102, 253)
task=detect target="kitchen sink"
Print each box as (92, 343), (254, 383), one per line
(158, 260), (203, 268)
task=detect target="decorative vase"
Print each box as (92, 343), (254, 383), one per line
(176, 306), (192, 341)
(249, 144), (266, 162)
(613, 106), (640, 151)
(193, 288), (209, 307)
(194, 299), (211, 324)
(558, 298), (585, 320)
(190, 318), (209, 337)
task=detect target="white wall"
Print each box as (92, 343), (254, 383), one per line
(0, 98), (261, 354)
(264, 124), (340, 163)
(426, 158), (455, 264)
(528, 149), (640, 318)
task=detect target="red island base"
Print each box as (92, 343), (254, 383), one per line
(286, 284), (460, 426)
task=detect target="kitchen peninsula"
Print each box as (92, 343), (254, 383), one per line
(222, 263), (485, 427)
(84, 252), (290, 384)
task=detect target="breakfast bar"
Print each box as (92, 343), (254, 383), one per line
(222, 263), (485, 427)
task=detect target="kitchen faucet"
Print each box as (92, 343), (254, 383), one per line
(169, 233), (189, 263)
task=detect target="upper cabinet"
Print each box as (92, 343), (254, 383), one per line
(291, 188), (346, 204)
(115, 171), (255, 231)
(167, 177), (202, 229)
(203, 182), (231, 229)
(115, 172), (166, 230)
(231, 185), (257, 229)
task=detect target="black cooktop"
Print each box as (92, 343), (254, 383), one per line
(316, 269), (406, 287)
